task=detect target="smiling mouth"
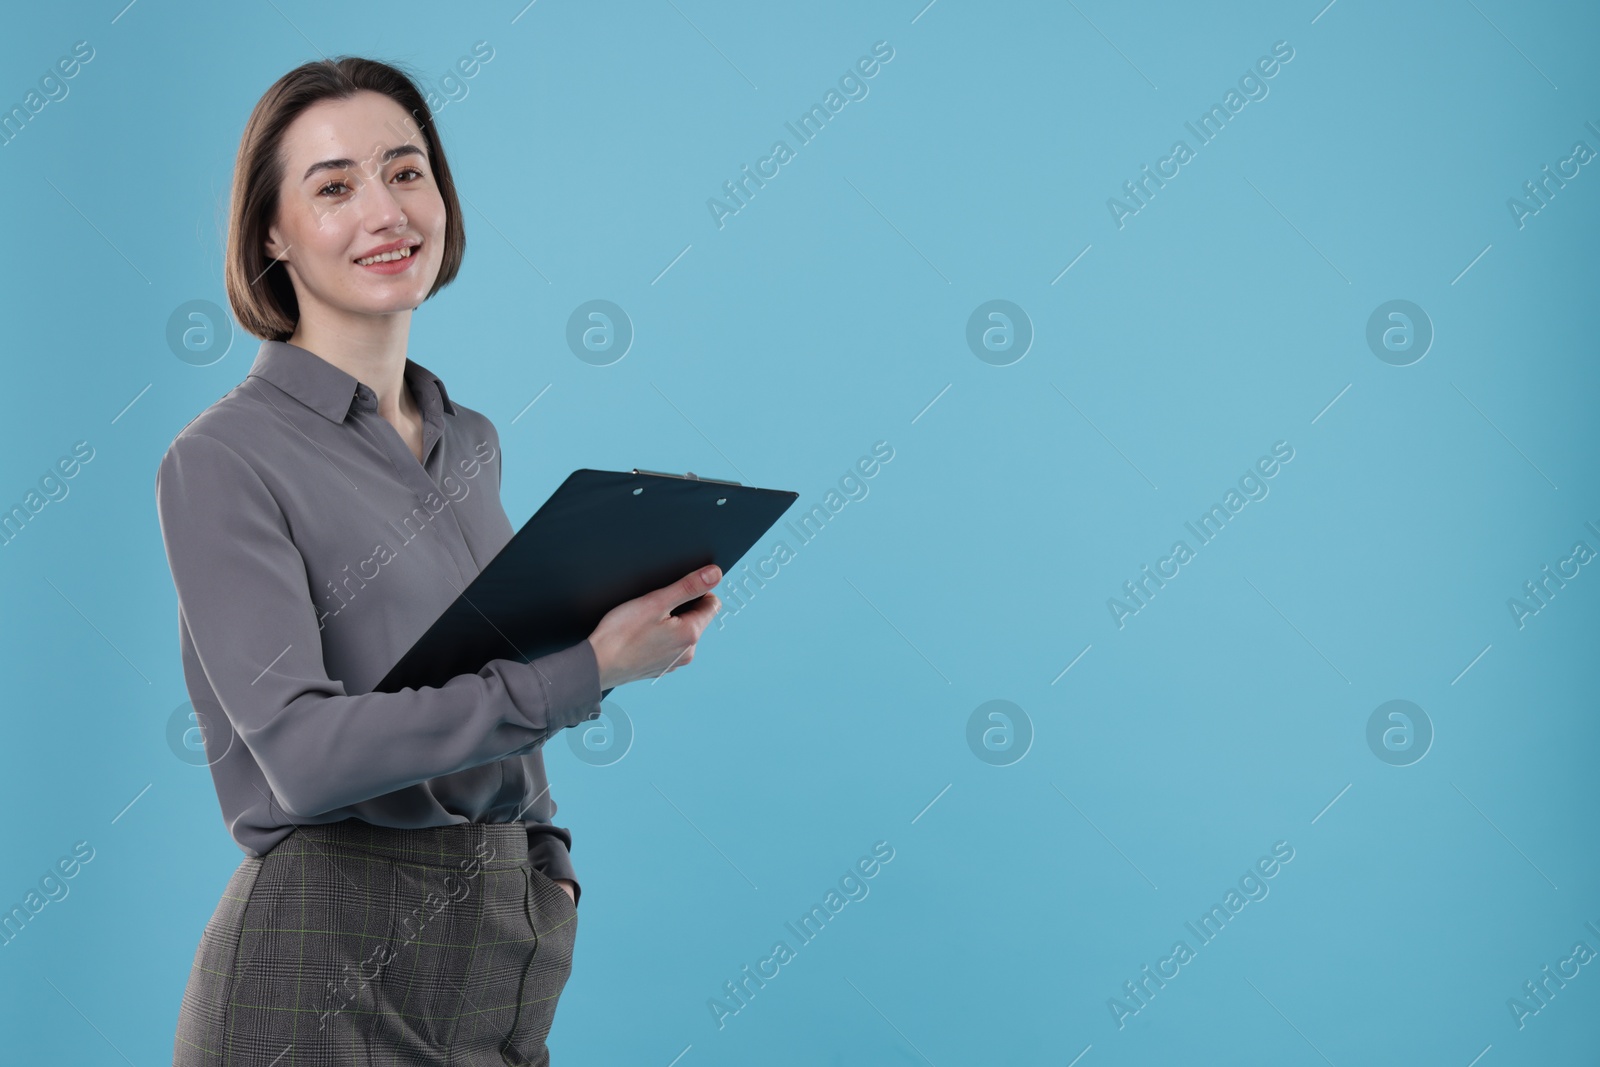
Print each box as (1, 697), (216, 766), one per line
(354, 241), (420, 266)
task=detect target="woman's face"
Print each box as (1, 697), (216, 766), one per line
(263, 90), (446, 330)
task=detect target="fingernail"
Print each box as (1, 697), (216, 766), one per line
(701, 566), (718, 584)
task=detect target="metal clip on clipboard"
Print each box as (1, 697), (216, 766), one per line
(631, 468), (743, 486)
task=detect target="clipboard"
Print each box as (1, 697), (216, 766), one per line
(372, 468), (798, 694)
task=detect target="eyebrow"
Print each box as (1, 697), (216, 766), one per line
(301, 143), (426, 182)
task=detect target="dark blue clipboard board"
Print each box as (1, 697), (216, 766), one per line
(372, 468), (797, 694)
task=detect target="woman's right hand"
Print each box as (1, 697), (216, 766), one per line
(585, 565), (723, 690)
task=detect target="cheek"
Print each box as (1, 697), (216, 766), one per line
(304, 220), (366, 272)
(414, 187), (449, 232)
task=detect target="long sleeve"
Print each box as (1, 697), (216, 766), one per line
(155, 431), (604, 819)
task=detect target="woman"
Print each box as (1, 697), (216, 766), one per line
(158, 55), (721, 1065)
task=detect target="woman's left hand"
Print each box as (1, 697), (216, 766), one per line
(551, 877), (577, 906)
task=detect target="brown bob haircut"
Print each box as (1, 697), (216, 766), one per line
(223, 56), (466, 341)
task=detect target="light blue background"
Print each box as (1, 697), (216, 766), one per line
(2, 1), (1597, 1064)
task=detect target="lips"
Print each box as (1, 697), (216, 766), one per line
(353, 239), (422, 264)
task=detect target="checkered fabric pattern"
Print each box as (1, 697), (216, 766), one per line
(173, 819), (578, 1066)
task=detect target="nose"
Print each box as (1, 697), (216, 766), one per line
(361, 176), (409, 234)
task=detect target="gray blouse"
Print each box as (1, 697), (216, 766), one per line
(155, 339), (608, 903)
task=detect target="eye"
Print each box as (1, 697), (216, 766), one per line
(317, 166), (424, 197)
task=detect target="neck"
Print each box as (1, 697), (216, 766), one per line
(287, 309), (417, 421)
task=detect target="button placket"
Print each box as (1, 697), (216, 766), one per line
(351, 388), (480, 585)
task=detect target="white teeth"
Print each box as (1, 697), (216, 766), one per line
(356, 245), (415, 266)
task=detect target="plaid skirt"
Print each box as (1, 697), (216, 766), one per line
(173, 819), (579, 1066)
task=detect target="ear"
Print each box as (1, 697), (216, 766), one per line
(263, 222), (288, 263)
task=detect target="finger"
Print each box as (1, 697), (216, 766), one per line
(659, 564), (722, 613)
(673, 593), (720, 633)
